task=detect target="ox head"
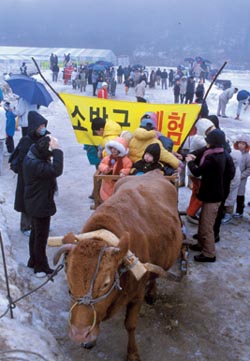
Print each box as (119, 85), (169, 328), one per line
(53, 231), (130, 348)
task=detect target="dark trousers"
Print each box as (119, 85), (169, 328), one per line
(236, 195), (245, 214)
(6, 136), (14, 153)
(185, 93), (194, 104)
(29, 216), (51, 272)
(174, 95), (179, 103)
(213, 200), (225, 241)
(21, 212), (32, 232)
(93, 83), (97, 96)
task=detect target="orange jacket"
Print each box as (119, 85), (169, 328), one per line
(98, 155), (132, 201)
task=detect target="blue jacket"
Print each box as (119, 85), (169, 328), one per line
(237, 90), (250, 101)
(5, 110), (16, 137)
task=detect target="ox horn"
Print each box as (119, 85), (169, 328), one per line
(53, 244), (76, 265)
(143, 263), (182, 282)
(49, 230), (150, 281)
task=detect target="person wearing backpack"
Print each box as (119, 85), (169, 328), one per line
(13, 111), (50, 236)
(0, 101), (6, 176)
(23, 135), (63, 277)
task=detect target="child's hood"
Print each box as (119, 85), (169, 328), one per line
(143, 143), (161, 162)
(105, 137), (129, 157)
(234, 134), (250, 152)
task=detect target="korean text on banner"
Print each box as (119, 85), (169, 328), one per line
(59, 93), (201, 152)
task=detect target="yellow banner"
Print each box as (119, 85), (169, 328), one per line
(59, 93), (201, 151)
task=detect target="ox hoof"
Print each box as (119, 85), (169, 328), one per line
(81, 340), (96, 349)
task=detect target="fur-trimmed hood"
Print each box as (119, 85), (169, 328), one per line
(105, 137), (129, 157)
(234, 134), (250, 152)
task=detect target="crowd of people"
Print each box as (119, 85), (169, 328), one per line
(84, 110), (250, 265)
(46, 53), (250, 115)
(0, 58), (249, 277)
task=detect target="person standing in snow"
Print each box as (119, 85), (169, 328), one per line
(173, 79), (180, 104)
(4, 101), (16, 154)
(13, 111), (50, 236)
(161, 69), (168, 90)
(186, 129), (228, 262)
(185, 76), (195, 104)
(23, 135), (63, 277)
(149, 70), (156, 89)
(0, 101), (6, 176)
(155, 68), (162, 86)
(97, 82), (108, 99)
(71, 68), (78, 90)
(91, 70), (98, 96)
(20, 62), (28, 76)
(232, 134), (250, 218)
(179, 76), (187, 103)
(217, 87), (238, 118)
(135, 80), (147, 102)
(168, 69), (174, 87)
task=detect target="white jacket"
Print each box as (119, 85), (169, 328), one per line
(219, 87), (236, 102)
(135, 81), (146, 98)
(14, 98), (37, 128)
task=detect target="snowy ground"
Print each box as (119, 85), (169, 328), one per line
(0, 68), (250, 361)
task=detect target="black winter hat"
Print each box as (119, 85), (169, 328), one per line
(205, 129), (226, 147)
(144, 143), (161, 162)
(28, 111), (48, 133)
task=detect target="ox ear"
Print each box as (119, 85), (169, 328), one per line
(53, 244), (76, 265)
(118, 232), (130, 258)
(105, 232), (130, 260)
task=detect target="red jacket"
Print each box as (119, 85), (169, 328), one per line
(98, 88), (108, 99)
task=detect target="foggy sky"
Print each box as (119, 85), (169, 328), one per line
(1, 0), (250, 66)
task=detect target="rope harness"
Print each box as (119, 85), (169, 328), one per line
(68, 246), (123, 332)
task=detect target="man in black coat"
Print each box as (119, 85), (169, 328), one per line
(23, 136), (63, 277)
(186, 129), (235, 262)
(14, 111), (50, 236)
(185, 76), (195, 104)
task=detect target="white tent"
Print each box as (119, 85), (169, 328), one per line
(0, 46), (117, 73)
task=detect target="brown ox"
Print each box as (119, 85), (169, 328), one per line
(54, 171), (183, 361)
